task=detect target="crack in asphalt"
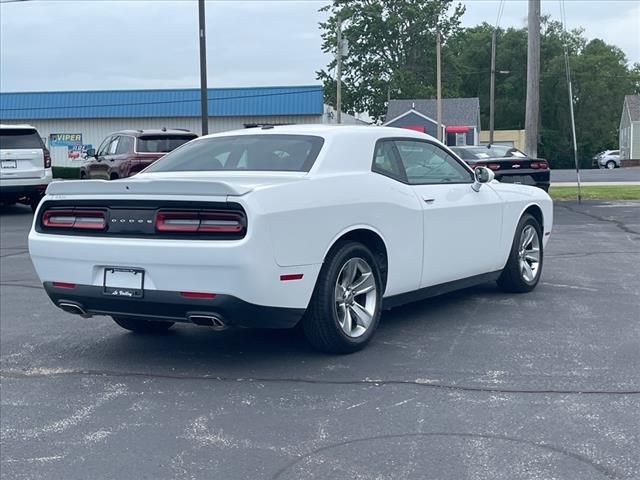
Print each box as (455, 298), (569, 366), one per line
(546, 250), (640, 258)
(557, 203), (640, 236)
(0, 250), (29, 259)
(2, 368), (638, 396)
(0, 282), (43, 290)
(270, 432), (622, 479)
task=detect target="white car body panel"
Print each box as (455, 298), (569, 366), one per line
(28, 125), (553, 325)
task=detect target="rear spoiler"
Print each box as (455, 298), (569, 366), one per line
(45, 179), (253, 197)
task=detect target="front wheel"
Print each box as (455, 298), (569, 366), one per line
(112, 316), (174, 334)
(302, 242), (382, 354)
(497, 214), (543, 293)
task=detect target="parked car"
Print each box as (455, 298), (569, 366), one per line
(80, 129), (197, 180)
(29, 126), (552, 353)
(451, 145), (550, 192)
(0, 124), (52, 211)
(593, 150), (620, 169)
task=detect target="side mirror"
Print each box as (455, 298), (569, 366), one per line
(86, 148), (96, 157)
(471, 166), (495, 192)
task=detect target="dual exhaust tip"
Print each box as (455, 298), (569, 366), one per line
(57, 302), (226, 330)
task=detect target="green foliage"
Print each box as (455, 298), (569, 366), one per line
(52, 167), (80, 179)
(317, 0), (466, 120)
(318, 4), (638, 168)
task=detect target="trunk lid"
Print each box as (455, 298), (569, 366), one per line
(45, 172), (307, 197)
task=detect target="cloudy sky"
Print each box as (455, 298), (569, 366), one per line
(1, 0), (638, 93)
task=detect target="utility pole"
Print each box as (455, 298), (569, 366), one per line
(489, 29), (497, 145)
(436, 30), (442, 141)
(198, 0), (209, 136)
(336, 18), (343, 124)
(524, 0), (540, 157)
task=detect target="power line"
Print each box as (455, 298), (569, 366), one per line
(495, 0), (506, 29)
(0, 89), (322, 113)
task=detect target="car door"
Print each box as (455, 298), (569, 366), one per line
(87, 136), (112, 179)
(382, 138), (504, 287)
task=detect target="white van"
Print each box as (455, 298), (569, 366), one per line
(0, 124), (53, 211)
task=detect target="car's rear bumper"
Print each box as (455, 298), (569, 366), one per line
(0, 170), (52, 199)
(495, 170), (550, 191)
(43, 282), (305, 328)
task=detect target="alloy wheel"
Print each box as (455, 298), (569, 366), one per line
(334, 257), (378, 338)
(518, 225), (541, 283)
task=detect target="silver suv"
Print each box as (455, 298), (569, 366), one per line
(0, 124), (52, 211)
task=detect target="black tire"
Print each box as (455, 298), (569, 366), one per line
(112, 316), (174, 334)
(30, 196), (42, 213)
(80, 171), (86, 179)
(302, 241), (383, 354)
(497, 213), (543, 293)
(606, 161), (616, 169)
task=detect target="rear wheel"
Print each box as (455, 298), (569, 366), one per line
(112, 316), (174, 334)
(30, 196), (42, 213)
(497, 214), (543, 293)
(606, 160), (616, 169)
(302, 242), (382, 354)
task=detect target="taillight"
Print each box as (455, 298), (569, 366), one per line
(42, 209), (106, 230)
(44, 149), (52, 169)
(530, 161), (549, 169)
(155, 210), (245, 234)
(487, 163), (501, 171)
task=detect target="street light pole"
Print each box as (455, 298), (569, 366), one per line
(436, 30), (442, 142)
(198, 0), (209, 136)
(336, 18), (343, 124)
(524, 0), (541, 157)
(489, 29), (497, 145)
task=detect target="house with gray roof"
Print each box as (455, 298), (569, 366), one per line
(384, 97), (481, 146)
(620, 94), (640, 165)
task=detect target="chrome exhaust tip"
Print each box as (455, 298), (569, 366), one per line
(58, 302), (92, 318)
(188, 314), (226, 331)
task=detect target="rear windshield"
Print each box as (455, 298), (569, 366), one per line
(145, 134), (325, 173)
(136, 135), (197, 153)
(0, 129), (44, 149)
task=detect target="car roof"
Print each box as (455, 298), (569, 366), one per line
(0, 123), (38, 130)
(199, 124), (442, 144)
(112, 129), (197, 137)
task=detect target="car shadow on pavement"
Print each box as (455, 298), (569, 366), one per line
(58, 282), (503, 377)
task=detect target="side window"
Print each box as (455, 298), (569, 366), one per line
(394, 140), (473, 185)
(108, 136), (120, 155)
(115, 136), (134, 154)
(372, 140), (406, 180)
(96, 136), (112, 156)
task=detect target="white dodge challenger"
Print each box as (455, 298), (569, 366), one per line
(29, 125), (552, 353)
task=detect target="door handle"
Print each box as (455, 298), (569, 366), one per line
(422, 197), (436, 204)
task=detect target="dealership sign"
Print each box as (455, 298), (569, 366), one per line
(49, 133), (86, 160)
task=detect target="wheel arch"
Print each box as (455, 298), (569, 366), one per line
(322, 226), (389, 292)
(521, 203), (544, 229)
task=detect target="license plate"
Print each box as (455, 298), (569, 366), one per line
(103, 268), (144, 298)
(1, 160), (17, 169)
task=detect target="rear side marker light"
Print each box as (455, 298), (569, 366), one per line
(487, 163), (501, 171)
(156, 210), (244, 233)
(53, 282), (76, 289)
(43, 209), (106, 230)
(180, 291), (216, 299)
(280, 274), (304, 281)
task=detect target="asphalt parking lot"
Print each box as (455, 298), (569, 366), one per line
(1, 201), (639, 480)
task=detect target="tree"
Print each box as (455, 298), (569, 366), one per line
(317, 0), (465, 121)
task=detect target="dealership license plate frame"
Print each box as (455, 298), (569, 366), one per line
(1, 160), (17, 169)
(103, 267), (144, 298)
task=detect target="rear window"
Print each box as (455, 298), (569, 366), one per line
(145, 134), (324, 173)
(136, 135), (197, 153)
(0, 129), (44, 149)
